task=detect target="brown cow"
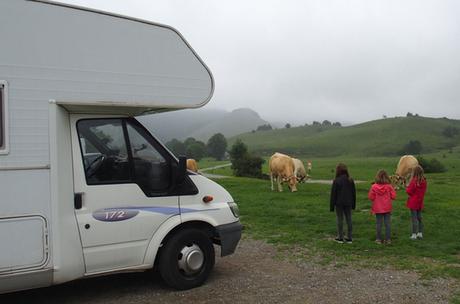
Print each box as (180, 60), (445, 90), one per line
(391, 155), (419, 188)
(186, 158), (199, 173)
(269, 153), (297, 192)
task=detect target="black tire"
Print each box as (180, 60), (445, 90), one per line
(158, 228), (215, 290)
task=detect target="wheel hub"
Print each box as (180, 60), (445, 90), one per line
(178, 244), (204, 275)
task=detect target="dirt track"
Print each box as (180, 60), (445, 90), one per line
(1, 238), (457, 304)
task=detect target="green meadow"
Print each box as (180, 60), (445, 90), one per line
(229, 116), (460, 157)
(202, 148), (460, 282)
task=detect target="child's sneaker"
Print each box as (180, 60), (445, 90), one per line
(334, 238), (344, 243)
(416, 232), (423, 239)
(344, 238), (353, 244)
(375, 239), (382, 244)
(410, 234), (417, 240)
(384, 239), (392, 245)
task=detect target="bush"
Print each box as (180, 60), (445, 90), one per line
(442, 126), (459, 138)
(256, 124), (273, 131)
(417, 156), (447, 173)
(229, 139), (247, 160)
(232, 154), (265, 178)
(165, 138), (186, 157)
(400, 140), (422, 155)
(229, 139), (264, 178)
(207, 133), (227, 160)
(185, 142), (206, 161)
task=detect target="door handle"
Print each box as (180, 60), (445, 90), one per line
(74, 192), (83, 210)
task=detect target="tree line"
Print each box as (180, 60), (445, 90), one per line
(166, 133), (265, 178)
(254, 120), (342, 132)
(166, 133), (227, 161)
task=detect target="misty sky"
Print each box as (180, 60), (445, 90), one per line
(63, 0), (460, 124)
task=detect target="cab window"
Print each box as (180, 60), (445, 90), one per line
(77, 118), (172, 196)
(77, 119), (130, 184)
(0, 82), (6, 152)
(127, 121), (171, 194)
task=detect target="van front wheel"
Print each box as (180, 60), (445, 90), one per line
(159, 229), (215, 290)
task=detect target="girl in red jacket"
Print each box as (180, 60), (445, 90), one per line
(406, 165), (427, 240)
(368, 170), (396, 244)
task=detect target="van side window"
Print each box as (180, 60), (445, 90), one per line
(0, 84), (3, 149)
(77, 119), (131, 184)
(0, 82), (6, 152)
(126, 121), (171, 195)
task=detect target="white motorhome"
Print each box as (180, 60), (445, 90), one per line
(0, 0), (242, 293)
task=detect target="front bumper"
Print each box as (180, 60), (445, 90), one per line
(215, 221), (243, 257)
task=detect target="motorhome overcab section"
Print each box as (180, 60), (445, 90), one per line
(0, 0), (241, 293)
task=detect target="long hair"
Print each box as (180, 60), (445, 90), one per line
(375, 169), (391, 184)
(412, 165), (425, 185)
(335, 163), (350, 179)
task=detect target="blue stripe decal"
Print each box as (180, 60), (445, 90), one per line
(106, 206), (181, 215)
(93, 206), (220, 222)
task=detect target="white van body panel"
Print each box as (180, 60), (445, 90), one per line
(1, 0), (213, 112)
(0, 170), (52, 274)
(0, 0), (213, 168)
(48, 104), (85, 284)
(180, 175), (237, 225)
(0, 216), (48, 273)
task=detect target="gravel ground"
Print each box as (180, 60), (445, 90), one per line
(2, 239), (458, 304)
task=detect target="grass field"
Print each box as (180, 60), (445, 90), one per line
(209, 149), (460, 285)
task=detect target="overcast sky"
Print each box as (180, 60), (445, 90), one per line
(63, 0), (460, 124)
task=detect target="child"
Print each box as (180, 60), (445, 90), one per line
(406, 165), (427, 240)
(368, 170), (396, 244)
(330, 163), (356, 243)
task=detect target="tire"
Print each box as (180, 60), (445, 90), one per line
(159, 228), (215, 290)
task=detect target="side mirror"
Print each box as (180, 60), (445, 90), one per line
(176, 156), (187, 184)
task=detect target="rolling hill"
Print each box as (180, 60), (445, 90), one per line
(229, 116), (460, 157)
(138, 108), (268, 142)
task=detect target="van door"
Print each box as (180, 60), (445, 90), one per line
(70, 116), (180, 274)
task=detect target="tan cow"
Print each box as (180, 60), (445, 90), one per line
(292, 158), (307, 182)
(186, 158), (199, 173)
(269, 153), (298, 192)
(391, 155), (419, 188)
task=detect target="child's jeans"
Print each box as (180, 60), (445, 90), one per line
(410, 209), (423, 234)
(376, 212), (391, 241)
(336, 205), (352, 239)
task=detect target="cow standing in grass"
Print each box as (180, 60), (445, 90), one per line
(293, 158), (308, 183)
(269, 153), (298, 192)
(391, 155), (419, 189)
(293, 158), (306, 182)
(186, 158), (199, 173)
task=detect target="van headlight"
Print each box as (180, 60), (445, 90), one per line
(227, 202), (240, 218)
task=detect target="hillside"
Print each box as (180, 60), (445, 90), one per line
(229, 116), (460, 157)
(138, 108), (268, 142)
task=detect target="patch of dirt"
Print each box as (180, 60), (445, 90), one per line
(2, 239), (458, 304)
(200, 239), (458, 304)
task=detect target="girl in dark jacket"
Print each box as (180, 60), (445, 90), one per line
(330, 163), (356, 243)
(406, 165), (427, 240)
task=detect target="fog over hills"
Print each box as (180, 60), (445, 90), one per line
(138, 108), (269, 142)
